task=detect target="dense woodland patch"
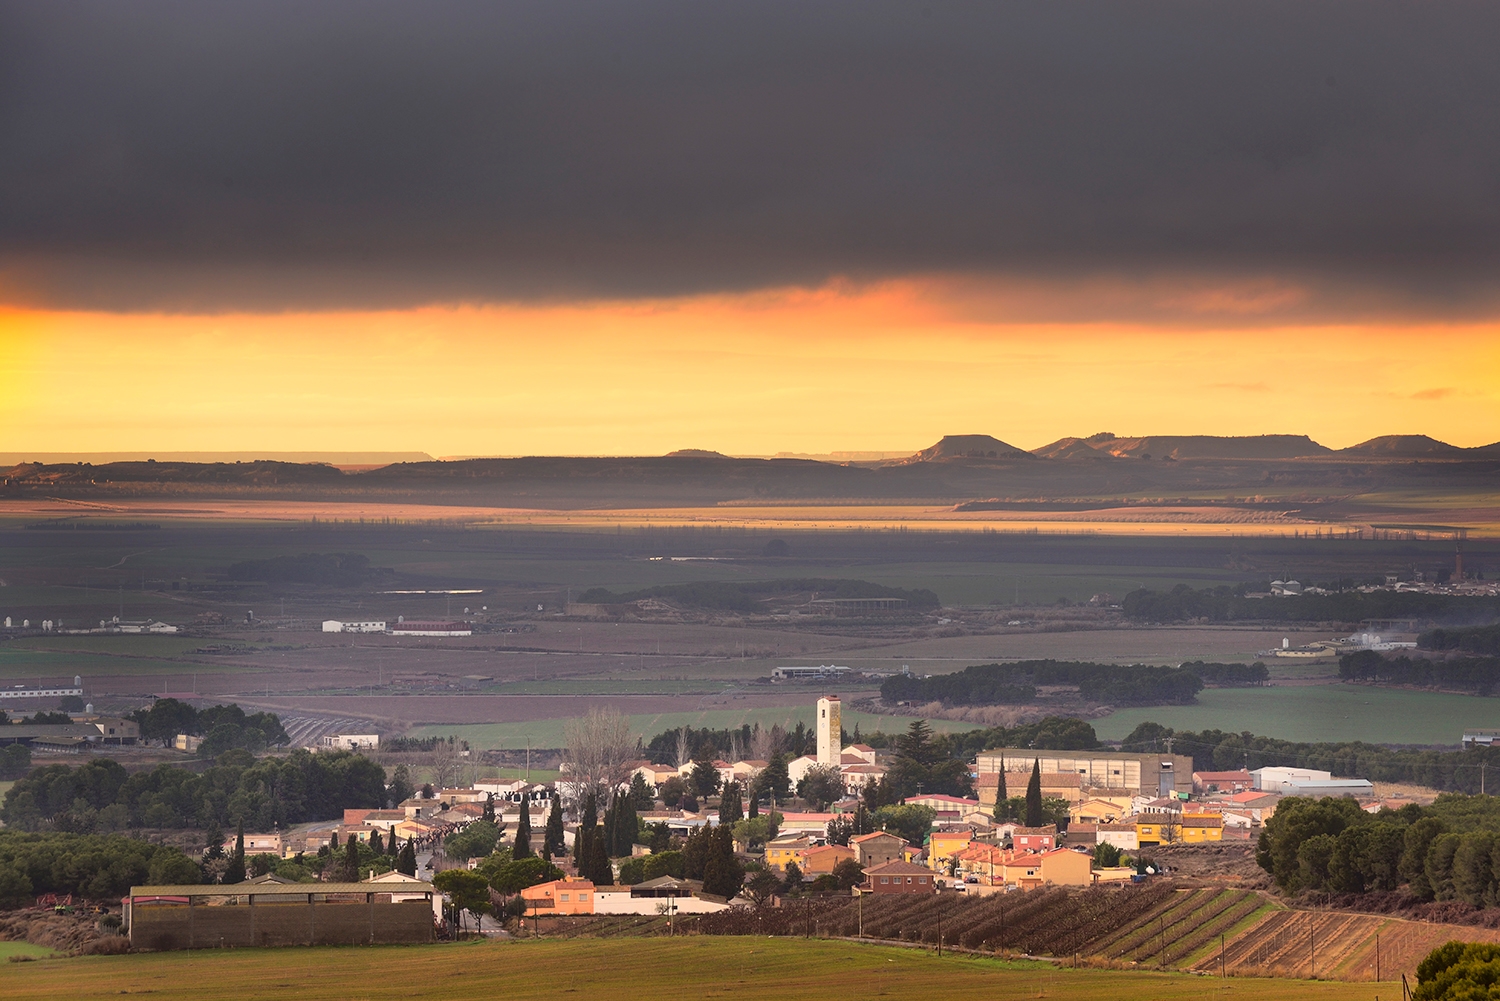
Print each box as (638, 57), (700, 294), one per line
(578, 578), (939, 612)
(1123, 583), (1500, 624)
(879, 660), (1211, 707)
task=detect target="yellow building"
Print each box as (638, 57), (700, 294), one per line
(765, 836), (810, 871)
(1069, 797), (1133, 825)
(1136, 812), (1223, 846)
(926, 829), (973, 872)
(1181, 814), (1224, 843)
(1000, 848), (1093, 890)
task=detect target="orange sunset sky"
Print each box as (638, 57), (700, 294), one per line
(6, 4), (1500, 458)
(2, 279), (1497, 457)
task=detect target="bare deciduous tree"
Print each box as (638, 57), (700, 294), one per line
(563, 707), (635, 808)
(428, 736), (464, 791)
(675, 726), (692, 767)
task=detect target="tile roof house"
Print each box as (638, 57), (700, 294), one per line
(521, 879), (596, 916)
(802, 844), (856, 876)
(862, 860), (936, 894)
(850, 831), (905, 868)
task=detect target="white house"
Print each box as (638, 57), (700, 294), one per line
(321, 733), (380, 750)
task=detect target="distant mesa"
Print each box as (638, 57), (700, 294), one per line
(900, 434), (1033, 463)
(1031, 433), (1330, 461)
(1030, 436), (1116, 460)
(1340, 435), (1466, 457)
(664, 449), (729, 459)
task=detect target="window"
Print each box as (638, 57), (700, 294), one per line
(880, 877), (889, 884)
(560, 893), (570, 901)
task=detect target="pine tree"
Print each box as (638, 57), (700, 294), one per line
(629, 772), (653, 810)
(514, 800), (534, 858)
(224, 821), (247, 884)
(397, 836), (417, 877)
(719, 780), (743, 825)
(204, 821), (226, 860)
(542, 794), (564, 861)
(1025, 758), (1043, 828)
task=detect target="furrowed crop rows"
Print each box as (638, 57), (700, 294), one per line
(693, 883), (1245, 965)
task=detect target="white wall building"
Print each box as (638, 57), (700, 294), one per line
(322, 620), (388, 633)
(1251, 766), (1333, 793)
(321, 733), (380, 750)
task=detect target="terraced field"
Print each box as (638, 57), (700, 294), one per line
(1203, 908), (1500, 981)
(691, 884), (1500, 984)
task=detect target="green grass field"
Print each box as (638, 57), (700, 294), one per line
(0, 942), (58, 962)
(0, 645), (247, 680)
(409, 707), (982, 750)
(0, 936), (1389, 1001)
(1096, 683), (1500, 745)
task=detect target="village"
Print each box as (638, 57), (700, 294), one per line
(134, 693), (1392, 946)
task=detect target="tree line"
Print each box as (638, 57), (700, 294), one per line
(1122, 583), (1500, 624)
(880, 660), (1205, 707)
(1421, 624), (1500, 657)
(130, 698), (289, 756)
(1179, 661), (1270, 686)
(1122, 722), (1500, 794)
(0, 831), (202, 907)
(1257, 794), (1500, 905)
(577, 577), (940, 612)
(1340, 650), (1500, 694)
(1, 749), (389, 832)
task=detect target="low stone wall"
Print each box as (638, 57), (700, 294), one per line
(131, 897), (433, 951)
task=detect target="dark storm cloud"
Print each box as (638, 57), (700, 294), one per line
(3, 1), (1499, 312)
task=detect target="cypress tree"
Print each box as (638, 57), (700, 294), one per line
(342, 833), (361, 882)
(588, 831), (614, 885)
(397, 836), (417, 877)
(513, 800), (534, 858)
(600, 796), (617, 856)
(483, 793), (496, 824)
(575, 791), (598, 865)
(615, 793), (638, 856)
(719, 780), (743, 825)
(993, 758), (1009, 822)
(542, 794), (564, 861)
(224, 821), (247, 884)
(370, 828), (384, 855)
(1025, 758), (1043, 828)
(702, 827), (744, 900)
